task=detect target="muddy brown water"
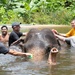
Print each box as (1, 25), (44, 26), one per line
(0, 25), (75, 75)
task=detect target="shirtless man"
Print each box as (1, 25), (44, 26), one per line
(0, 25), (9, 45)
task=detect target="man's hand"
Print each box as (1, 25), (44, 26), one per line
(25, 53), (32, 56)
(25, 53), (33, 59)
(52, 29), (59, 34)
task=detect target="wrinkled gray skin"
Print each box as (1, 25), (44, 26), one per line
(22, 28), (59, 64)
(24, 28), (59, 52)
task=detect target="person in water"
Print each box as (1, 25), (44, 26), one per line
(0, 42), (32, 57)
(0, 25), (9, 45)
(9, 22), (27, 46)
(52, 19), (75, 47)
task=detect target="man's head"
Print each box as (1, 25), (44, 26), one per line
(12, 22), (21, 32)
(71, 19), (75, 28)
(1, 25), (8, 35)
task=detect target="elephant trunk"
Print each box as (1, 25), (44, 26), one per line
(48, 47), (58, 65)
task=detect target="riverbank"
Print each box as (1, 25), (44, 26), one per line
(0, 24), (71, 33)
(0, 24), (70, 29)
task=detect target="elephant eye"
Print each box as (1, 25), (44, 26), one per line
(45, 46), (51, 53)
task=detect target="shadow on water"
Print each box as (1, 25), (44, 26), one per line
(0, 25), (75, 75)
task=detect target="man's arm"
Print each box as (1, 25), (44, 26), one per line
(57, 33), (66, 37)
(52, 29), (66, 37)
(55, 34), (66, 41)
(8, 49), (32, 56)
(0, 42), (32, 57)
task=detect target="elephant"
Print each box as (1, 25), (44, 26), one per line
(10, 28), (60, 65)
(23, 28), (59, 65)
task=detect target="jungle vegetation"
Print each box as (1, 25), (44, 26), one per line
(0, 0), (75, 25)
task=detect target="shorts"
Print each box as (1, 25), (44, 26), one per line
(65, 36), (75, 47)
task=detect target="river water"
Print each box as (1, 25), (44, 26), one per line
(0, 25), (75, 75)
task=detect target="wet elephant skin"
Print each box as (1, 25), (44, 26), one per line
(23, 28), (59, 61)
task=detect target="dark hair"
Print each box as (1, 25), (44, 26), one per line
(1, 25), (8, 30)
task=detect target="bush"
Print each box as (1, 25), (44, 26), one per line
(0, 0), (75, 25)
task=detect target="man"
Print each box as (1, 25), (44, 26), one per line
(9, 22), (27, 46)
(0, 25), (9, 44)
(0, 42), (32, 57)
(52, 19), (75, 47)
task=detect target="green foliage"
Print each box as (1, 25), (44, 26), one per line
(0, 0), (75, 25)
